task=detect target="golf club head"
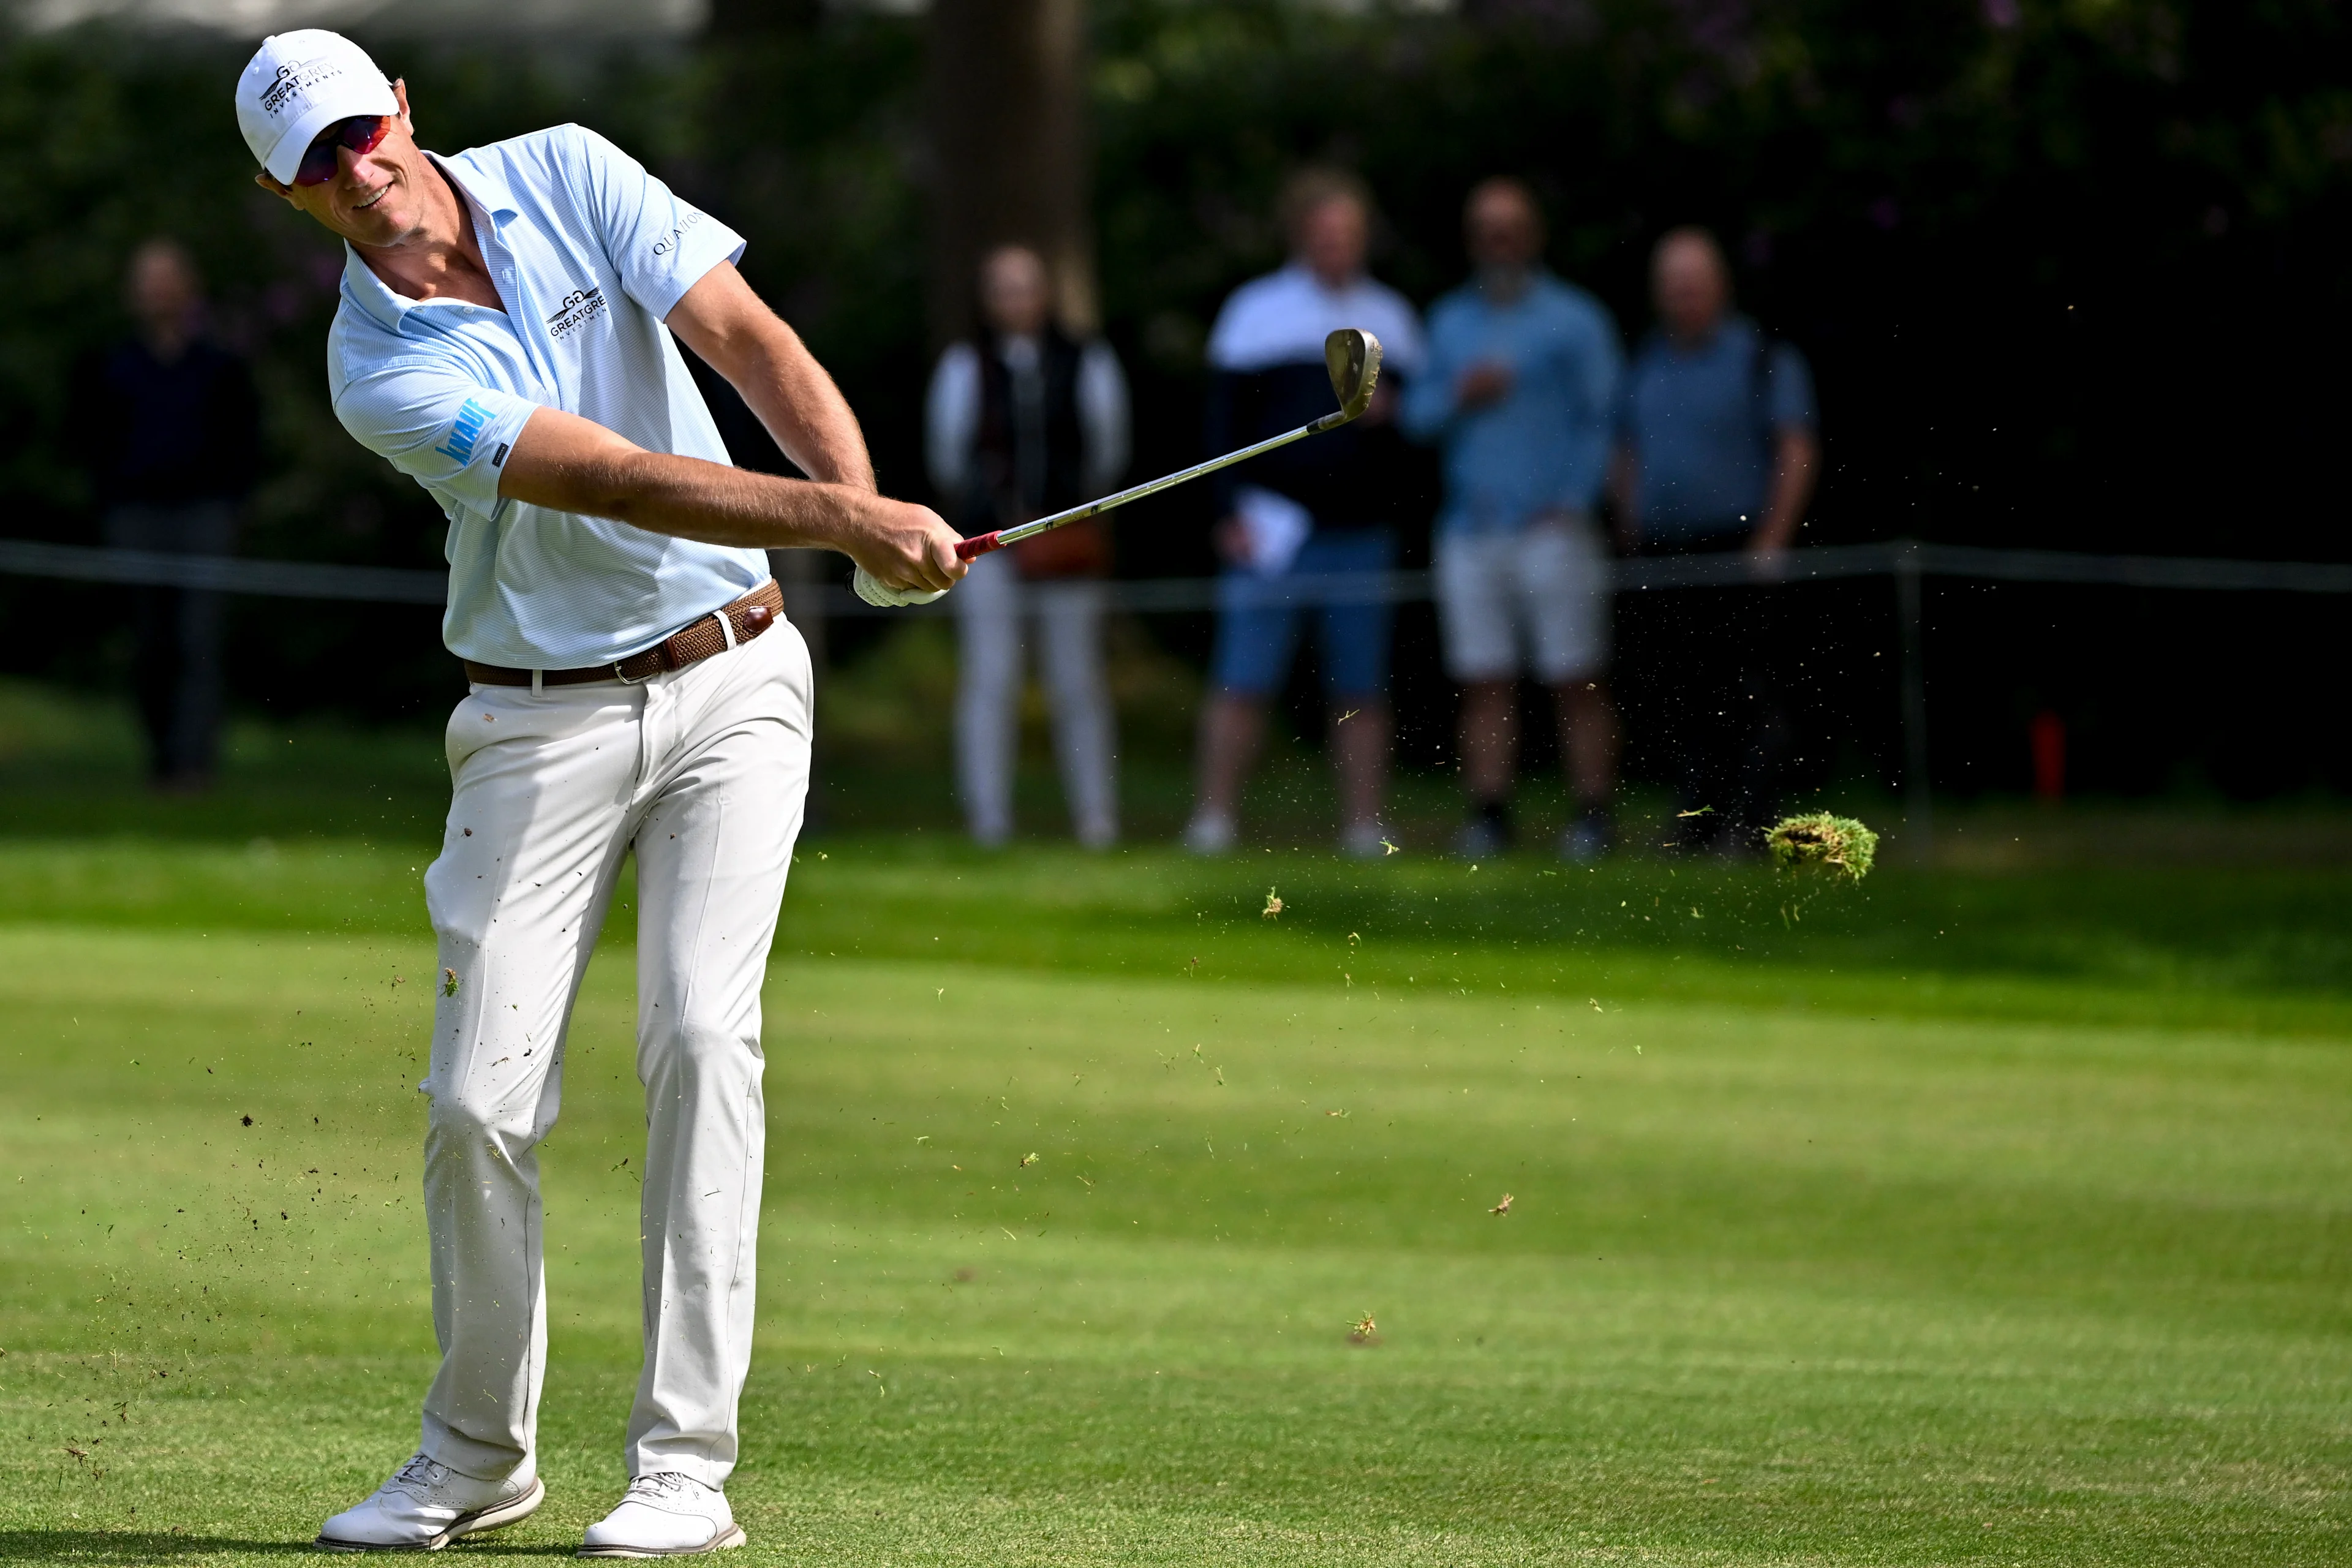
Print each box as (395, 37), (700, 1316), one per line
(1325, 328), (1382, 422)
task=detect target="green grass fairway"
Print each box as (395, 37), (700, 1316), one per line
(2, 843), (2350, 1565)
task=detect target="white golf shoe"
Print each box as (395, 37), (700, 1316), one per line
(315, 1450), (543, 1552)
(578, 1472), (745, 1558)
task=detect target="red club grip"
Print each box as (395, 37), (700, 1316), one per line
(956, 532), (1004, 561)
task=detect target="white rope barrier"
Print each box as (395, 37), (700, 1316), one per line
(0, 538), (447, 604)
(6, 535), (2351, 614)
(12, 529), (2343, 858)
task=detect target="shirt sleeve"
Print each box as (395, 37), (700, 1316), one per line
(924, 344), (981, 503)
(565, 126), (748, 322)
(1770, 342), (1817, 431)
(1076, 340), (1131, 497)
(333, 354), (538, 519)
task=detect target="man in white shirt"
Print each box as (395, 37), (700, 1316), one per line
(234, 29), (961, 1556)
(1182, 170), (1426, 858)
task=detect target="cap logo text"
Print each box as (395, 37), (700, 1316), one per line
(260, 56), (346, 116)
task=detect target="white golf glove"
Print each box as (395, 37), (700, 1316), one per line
(853, 564), (947, 608)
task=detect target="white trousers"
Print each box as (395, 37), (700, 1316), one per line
(1434, 512), (1611, 685)
(417, 616), (812, 1490)
(953, 549), (1118, 846)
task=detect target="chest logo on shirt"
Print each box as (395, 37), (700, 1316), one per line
(546, 286), (608, 341)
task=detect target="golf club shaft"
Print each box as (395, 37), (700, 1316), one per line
(955, 408), (1351, 562)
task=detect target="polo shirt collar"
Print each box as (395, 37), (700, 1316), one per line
(432, 149), (519, 230)
(337, 149), (521, 334)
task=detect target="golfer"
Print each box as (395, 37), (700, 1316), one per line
(235, 30), (962, 1556)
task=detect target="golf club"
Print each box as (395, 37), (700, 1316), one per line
(854, 326), (1384, 607)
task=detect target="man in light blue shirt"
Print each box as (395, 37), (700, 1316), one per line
(1612, 226), (1820, 850)
(1403, 179), (1622, 861)
(1613, 232), (1817, 551)
(236, 28), (960, 1557)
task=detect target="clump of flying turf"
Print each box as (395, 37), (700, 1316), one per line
(1765, 813), (1878, 882)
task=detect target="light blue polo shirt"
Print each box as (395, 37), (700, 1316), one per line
(1400, 270), (1621, 536)
(1617, 314), (1817, 541)
(328, 123), (769, 669)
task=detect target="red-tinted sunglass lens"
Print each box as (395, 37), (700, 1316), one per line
(342, 115), (391, 156)
(293, 116), (391, 187)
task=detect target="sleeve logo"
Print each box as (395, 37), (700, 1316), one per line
(650, 209), (705, 258)
(546, 285), (608, 341)
(433, 397), (495, 464)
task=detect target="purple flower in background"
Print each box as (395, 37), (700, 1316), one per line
(1983, 0), (2021, 28)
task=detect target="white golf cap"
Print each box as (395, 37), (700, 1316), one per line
(235, 29), (398, 185)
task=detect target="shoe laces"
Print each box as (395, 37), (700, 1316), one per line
(385, 1452), (451, 1498)
(624, 1472), (703, 1504)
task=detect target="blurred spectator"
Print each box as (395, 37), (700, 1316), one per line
(1611, 227), (1819, 848)
(1403, 178), (1622, 862)
(69, 239), (259, 792)
(927, 244), (1130, 848)
(1182, 170), (1426, 858)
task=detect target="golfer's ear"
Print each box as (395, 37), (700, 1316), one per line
(253, 170), (299, 205)
(391, 78), (412, 132)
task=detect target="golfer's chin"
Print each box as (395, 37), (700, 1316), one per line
(333, 190), (422, 251)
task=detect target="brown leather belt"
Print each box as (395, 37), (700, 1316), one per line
(463, 579), (784, 688)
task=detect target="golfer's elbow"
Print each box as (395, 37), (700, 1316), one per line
(530, 448), (678, 527)
(501, 410), (674, 523)
(573, 448), (670, 524)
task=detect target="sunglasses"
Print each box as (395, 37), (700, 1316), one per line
(292, 115), (392, 187)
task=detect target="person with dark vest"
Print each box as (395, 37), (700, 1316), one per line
(926, 244), (1130, 847)
(69, 238), (260, 792)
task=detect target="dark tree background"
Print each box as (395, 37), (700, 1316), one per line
(1, 0), (2346, 796)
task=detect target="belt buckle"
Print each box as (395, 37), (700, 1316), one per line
(612, 659), (648, 685)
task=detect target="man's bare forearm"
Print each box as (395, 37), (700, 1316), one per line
(568, 448), (882, 551)
(505, 338), (964, 595)
(498, 402), (963, 593)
